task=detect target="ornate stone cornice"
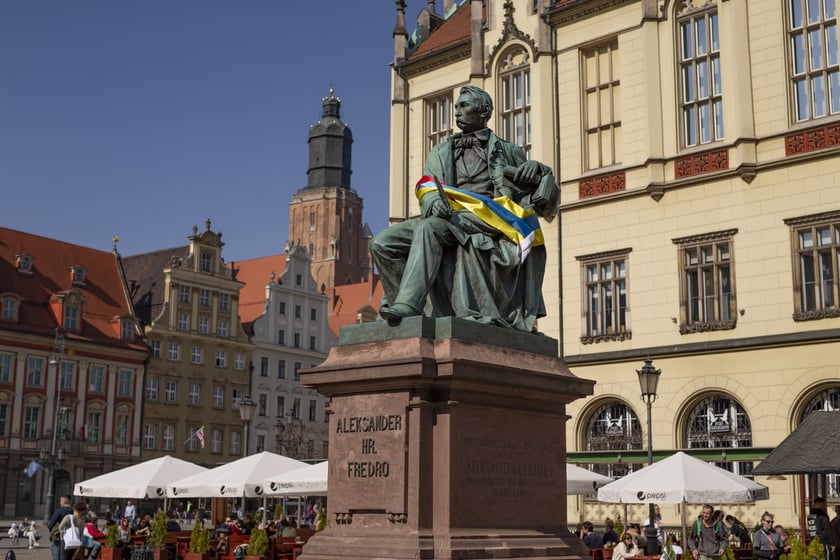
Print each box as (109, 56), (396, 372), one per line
(487, 1), (539, 74)
(672, 228), (738, 246)
(547, 0), (638, 26)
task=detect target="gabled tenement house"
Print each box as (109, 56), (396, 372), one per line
(122, 221), (253, 466)
(0, 227), (147, 518)
(388, 0), (840, 528)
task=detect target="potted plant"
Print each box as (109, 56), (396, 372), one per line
(246, 527), (269, 560)
(100, 524), (121, 560)
(186, 522), (211, 560)
(147, 511), (170, 560)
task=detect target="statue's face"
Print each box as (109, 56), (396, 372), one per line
(455, 93), (488, 133)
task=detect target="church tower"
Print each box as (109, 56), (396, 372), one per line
(288, 89), (372, 292)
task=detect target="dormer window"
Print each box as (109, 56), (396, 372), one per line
(64, 303), (80, 330)
(120, 319), (134, 340)
(69, 265), (87, 286)
(53, 290), (85, 332)
(14, 253), (34, 275)
(1, 295), (21, 322)
(201, 252), (212, 273)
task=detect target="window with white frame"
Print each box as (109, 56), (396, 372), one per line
(120, 319), (133, 340)
(117, 369), (132, 397)
(145, 378), (158, 400)
(678, 0), (723, 147)
(212, 429), (222, 454)
(2, 298), (18, 321)
(230, 431), (241, 456)
(260, 357), (269, 377)
(114, 413), (129, 445)
(165, 380), (177, 402)
(27, 356), (44, 386)
(178, 312), (189, 331)
(90, 364), (105, 393)
(786, 212), (840, 320)
(23, 405), (40, 439)
(167, 342), (180, 361)
(213, 385), (224, 408)
(189, 382), (200, 405)
(59, 362), (75, 391)
(278, 360), (286, 379)
(144, 424), (156, 450)
(201, 252), (212, 273)
(191, 345), (203, 365)
(582, 40), (621, 170)
(200, 289), (210, 307)
(64, 303), (80, 330)
(218, 318), (228, 337)
(179, 285), (190, 303)
(258, 394), (267, 416)
(86, 411), (101, 443)
(198, 316), (209, 334)
(216, 350), (227, 368)
(426, 92), (454, 152)
(0, 353), (11, 383)
(163, 425), (175, 451)
(498, 45), (532, 157)
(150, 340), (161, 358)
(234, 352), (245, 370)
(674, 229), (737, 333)
(788, 0), (839, 122)
(186, 426), (199, 452)
(579, 250), (631, 343)
(220, 293), (230, 311)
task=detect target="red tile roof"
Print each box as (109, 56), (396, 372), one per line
(326, 276), (383, 335)
(406, 2), (473, 62)
(234, 254), (288, 326)
(0, 227), (145, 350)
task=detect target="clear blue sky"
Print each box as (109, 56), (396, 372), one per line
(1, 2), (428, 261)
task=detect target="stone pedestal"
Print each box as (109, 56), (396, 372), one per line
(300, 317), (594, 560)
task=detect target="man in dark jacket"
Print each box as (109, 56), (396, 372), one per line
(48, 494), (73, 560)
(806, 497), (835, 560)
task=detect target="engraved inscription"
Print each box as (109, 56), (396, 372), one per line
(461, 436), (555, 499)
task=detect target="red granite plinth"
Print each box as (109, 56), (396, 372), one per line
(299, 318), (594, 560)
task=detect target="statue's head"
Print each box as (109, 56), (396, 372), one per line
(455, 85), (493, 133)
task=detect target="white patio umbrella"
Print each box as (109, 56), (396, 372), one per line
(263, 461), (328, 496)
(567, 463), (613, 495)
(597, 452), (769, 547)
(167, 451), (308, 498)
(75, 455), (208, 499)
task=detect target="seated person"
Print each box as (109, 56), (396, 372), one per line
(603, 519), (620, 547)
(580, 521), (604, 550)
(612, 532), (642, 560)
(134, 516), (152, 537)
(84, 513), (105, 559)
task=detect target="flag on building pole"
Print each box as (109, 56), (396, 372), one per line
(80, 424), (87, 441)
(25, 460), (40, 478)
(196, 426), (205, 449)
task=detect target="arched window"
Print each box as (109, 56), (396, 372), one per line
(584, 400), (643, 478)
(497, 45), (531, 157)
(685, 394), (752, 475)
(801, 386), (840, 498)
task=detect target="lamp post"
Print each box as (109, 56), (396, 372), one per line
(637, 358), (661, 556)
(238, 395), (257, 514)
(42, 328), (66, 523)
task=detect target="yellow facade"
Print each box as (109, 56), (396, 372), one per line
(389, 0), (840, 531)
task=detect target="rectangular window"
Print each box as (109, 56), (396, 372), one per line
(426, 93), (453, 152)
(178, 312), (189, 331)
(200, 289), (210, 307)
(294, 305), (302, 318)
(143, 424), (156, 450)
(189, 382), (200, 405)
(234, 352), (245, 370)
(216, 350), (227, 368)
(145, 378), (158, 400)
(0, 353), (11, 383)
(86, 411), (102, 443)
(232, 388), (243, 406)
(212, 429), (222, 454)
(786, 213), (840, 319)
(674, 229), (737, 333)
(678, 5), (723, 146)
(294, 333), (301, 348)
(150, 340), (161, 358)
(278, 360), (286, 379)
(59, 362), (75, 391)
(308, 400), (317, 421)
(788, 0), (840, 121)
(296, 274), (302, 286)
(27, 356), (44, 386)
(582, 40), (621, 170)
(294, 361), (302, 381)
(165, 380), (177, 402)
(309, 336), (316, 351)
(260, 357), (269, 377)
(279, 301), (286, 315)
(89, 364), (105, 393)
(186, 426), (199, 452)
(0, 403), (10, 436)
(163, 425), (175, 451)
(277, 396), (285, 418)
(201, 253), (212, 272)
(179, 285), (190, 303)
(117, 369), (132, 397)
(198, 316), (209, 334)
(258, 394), (267, 416)
(220, 293), (230, 311)
(310, 308), (317, 321)
(120, 319), (133, 339)
(64, 304), (79, 330)
(167, 342), (180, 361)
(191, 345), (203, 365)
(218, 318), (228, 337)
(230, 431), (241, 456)
(23, 405), (40, 439)
(2, 299), (16, 321)
(499, 56), (532, 157)
(579, 252), (631, 342)
(278, 330), (285, 345)
(115, 413), (129, 445)
(292, 398), (301, 420)
(214, 385), (224, 408)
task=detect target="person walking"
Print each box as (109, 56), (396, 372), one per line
(689, 504), (728, 560)
(123, 500), (136, 528)
(49, 495), (74, 560)
(753, 512), (788, 560)
(58, 502), (88, 560)
(807, 497), (835, 560)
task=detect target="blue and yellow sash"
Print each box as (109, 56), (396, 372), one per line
(415, 175), (543, 260)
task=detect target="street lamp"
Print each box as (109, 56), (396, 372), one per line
(42, 329), (66, 522)
(637, 358), (661, 556)
(239, 395), (257, 458)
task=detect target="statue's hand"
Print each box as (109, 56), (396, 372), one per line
(513, 161), (543, 190)
(420, 192), (452, 219)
